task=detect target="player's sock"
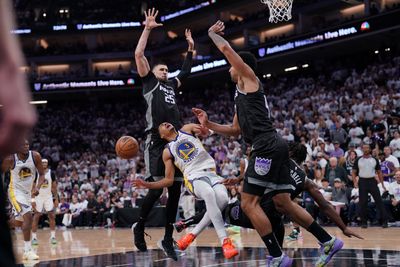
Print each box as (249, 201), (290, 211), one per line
(164, 223), (174, 241)
(261, 233), (282, 258)
(51, 231), (56, 239)
(307, 221), (332, 243)
(32, 232), (37, 240)
(24, 241), (31, 253)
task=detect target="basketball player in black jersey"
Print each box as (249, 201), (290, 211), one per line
(132, 8), (194, 260)
(173, 143), (363, 246)
(193, 21), (343, 266)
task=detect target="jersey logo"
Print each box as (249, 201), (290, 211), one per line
(176, 141), (198, 162)
(41, 180), (49, 188)
(254, 157), (272, 176)
(18, 167), (32, 179)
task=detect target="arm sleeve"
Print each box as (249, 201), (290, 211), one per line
(176, 51), (193, 84)
(51, 171), (56, 182)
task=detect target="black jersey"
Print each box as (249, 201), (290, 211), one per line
(234, 81), (276, 146)
(288, 159), (306, 199)
(142, 72), (182, 134)
(262, 158), (306, 202)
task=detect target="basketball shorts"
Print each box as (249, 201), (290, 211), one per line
(8, 190), (32, 220)
(243, 135), (295, 196)
(144, 132), (183, 181)
(34, 196), (54, 213)
(184, 171), (223, 198)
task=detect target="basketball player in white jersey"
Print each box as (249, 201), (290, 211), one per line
(31, 158), (58, 245)
(1, 140), (45, 261)
(133, 122), (239, 259)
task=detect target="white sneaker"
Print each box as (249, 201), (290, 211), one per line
(23, 250), (39, 261)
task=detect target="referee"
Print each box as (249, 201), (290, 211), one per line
(352, 144), (388, 228)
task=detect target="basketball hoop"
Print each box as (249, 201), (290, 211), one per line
(261, 0), (293, 23)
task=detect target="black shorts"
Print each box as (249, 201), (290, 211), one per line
(144, 132), (182, 181)
(243, 135), (294, 196)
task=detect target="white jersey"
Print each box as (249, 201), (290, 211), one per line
(9, 151), (37, 195)
(37, 169), (53, 199)
(168, 131), (216, 180)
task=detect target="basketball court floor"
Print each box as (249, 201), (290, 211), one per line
(13, 226), (400, 266)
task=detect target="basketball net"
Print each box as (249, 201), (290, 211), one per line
(261, 0), (293, 23)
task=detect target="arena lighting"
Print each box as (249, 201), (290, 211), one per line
(258, 25), (359, 57)
(375, 50), (379, 54)
(76, 21), (141, 30)
(169, 59), (227, 78)
(160, 1), (213, 21)
(53, 25), (67, 31)
(263, 74), (272, 78)
(10, 28), (31, 34)
(302, 64), (309, 68)
(29, 100), (47, 105)
(284, 66), (298, 72)
(33, 78), (131, 91)
(385, 48), (391, 52)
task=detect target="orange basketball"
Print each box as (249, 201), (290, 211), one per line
(115, 136), (139, 159)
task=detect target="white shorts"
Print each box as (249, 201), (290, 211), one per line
(8, 190), (32, 219)
(184, 172), (223, 197)
(34, 197), (54, 213)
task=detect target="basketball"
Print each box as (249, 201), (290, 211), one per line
(115, 136), (139, 159)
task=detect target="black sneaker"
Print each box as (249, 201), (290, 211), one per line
(382, 221), (388, 228)
(361, 223), (368, 229)
(173, 220), (188, 233)
(132, 222), (149, 252)
(157, 239), (178, 261)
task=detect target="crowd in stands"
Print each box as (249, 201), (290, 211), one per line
(25, 47), (400, 229)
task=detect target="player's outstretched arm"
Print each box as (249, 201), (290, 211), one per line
(134, 8), (163, 77)
(192, 108), (241, 137)
(180, 123), (209, 137)
(132, 148), (175, 189)
(305, 178), (364, 239)
(208, 21), (257, 82)
(175, 29), (194, 88)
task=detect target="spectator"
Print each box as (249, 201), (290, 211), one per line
(330, 122), (348, 147)
(330, 140), (345, 158)
(348, 122), (364, 146)
(325, 157), (348, 186)
(385, 171), (400, 222)
(352, 144), (388, 228)
(384, 146), (400, 171)
(332, 178), (350, 220)
(389, 130), (400, 161)
(315, 152), (328, 177)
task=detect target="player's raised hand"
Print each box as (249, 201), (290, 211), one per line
(342, 227), (364, 239)
(185, 29), (194, 51)
(192, 124), (209, 137)
(144, 8), (163, 30)
(208, 20), (225, 35)
(192, 108), (209, 126)
(132, 178), (148, 189)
